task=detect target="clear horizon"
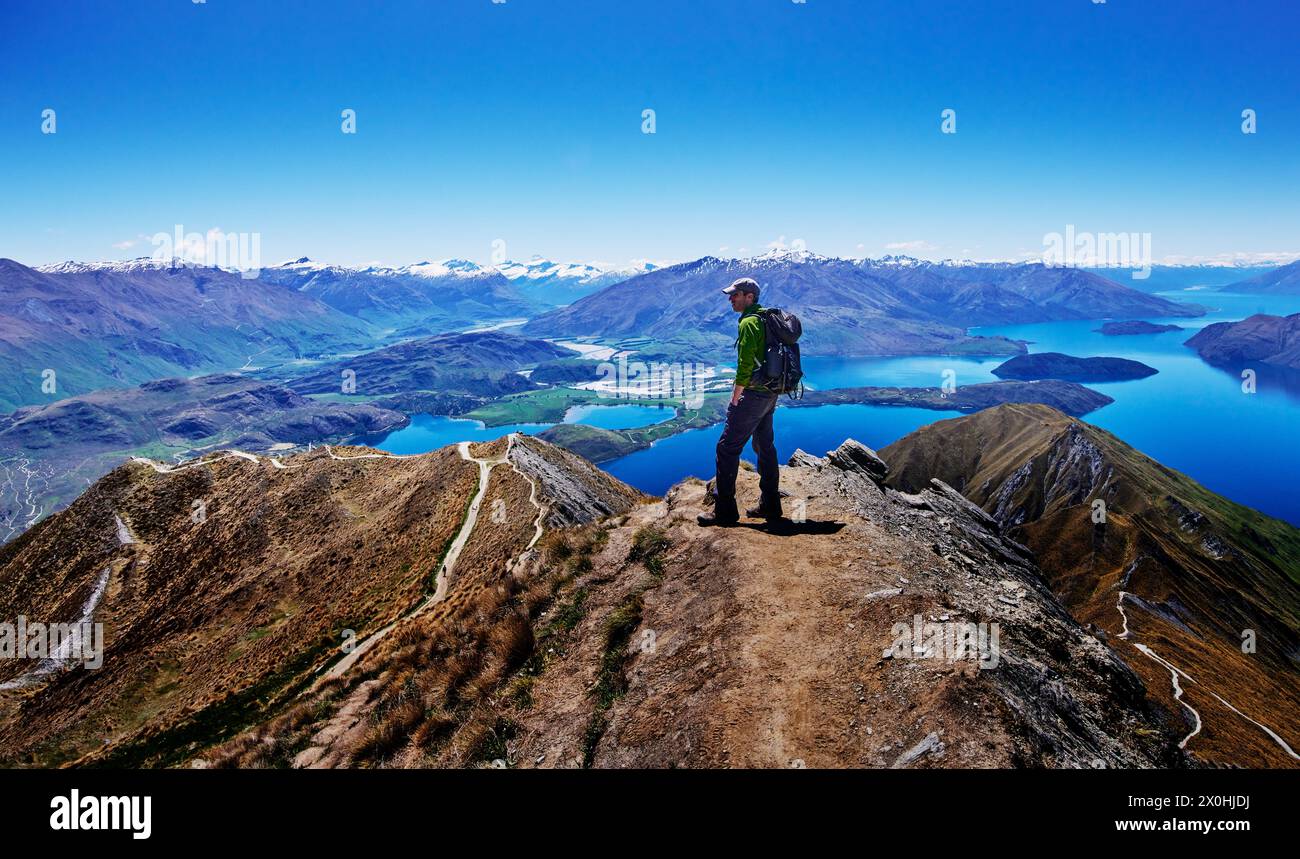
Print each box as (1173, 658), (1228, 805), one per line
(3, 0), (1299, 268)
(14, 246), (1300, 274)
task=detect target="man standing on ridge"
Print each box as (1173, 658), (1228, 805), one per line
(698, 277), (783, 527)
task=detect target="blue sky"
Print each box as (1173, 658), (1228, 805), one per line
(2, 0), (1298, 268)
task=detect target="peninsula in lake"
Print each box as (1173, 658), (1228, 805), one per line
(1095, 321), (1183, 336)
(992, 352), (1159, 383)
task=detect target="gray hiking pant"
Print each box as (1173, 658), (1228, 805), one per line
(714, 388), (781, 519)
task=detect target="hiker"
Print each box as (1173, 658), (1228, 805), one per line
(698, 277), (783, 526)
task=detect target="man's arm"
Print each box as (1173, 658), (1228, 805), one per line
(732, 314), (762, 404)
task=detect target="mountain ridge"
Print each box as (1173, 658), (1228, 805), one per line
(0, 430), (1200, 768)
(882, 404), (1300, 768)
(522, 254), (1204, 359)
(0, 258), (376, 411)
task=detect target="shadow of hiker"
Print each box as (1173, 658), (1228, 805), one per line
(740, 518), (845, 536)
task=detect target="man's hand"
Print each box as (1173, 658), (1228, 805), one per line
(730, 384), (744, 407)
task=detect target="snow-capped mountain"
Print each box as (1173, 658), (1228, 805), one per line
(499, 257), (658, 281)
(383, 259), (497, 279)
(257, 258), (537, 336)
(37, 257), (224, 275)
(265, 256), (656, 304)
(273, 257), (498, 279)
(492, 257), (660, 304)
(523, 249), (1208, 356)
(0, 257), (375, 411)
(854, 253), (1020, 270)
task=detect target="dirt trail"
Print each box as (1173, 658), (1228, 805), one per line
(290, 435), (547, 766)
(0, 511), (136, 691)
(505, 446), (1203, 769)
(130, 443), (411, 478)
(1115, 590), (1297, 760)
(323, 441), (506, 679)
(125, 440), (497, 684)
(131, 449), (261, 473)
(518, 467), (1006, 767)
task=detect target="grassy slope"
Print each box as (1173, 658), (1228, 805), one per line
(536, 393), (730, 464)
(881, 403), (1300, 767)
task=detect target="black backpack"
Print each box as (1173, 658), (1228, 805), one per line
(749, 308), (805, 399)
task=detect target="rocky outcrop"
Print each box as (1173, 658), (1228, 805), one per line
(883, 403), (1300, 768)
(825, 439), (889, 483)
(508, 436), (1186, 768)
(508, 434), (645, 527)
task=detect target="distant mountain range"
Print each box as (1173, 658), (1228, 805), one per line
(494, 257), (659, 303)
(12, 250), (1298, 408)
(255, 257), (540, 337)
(523, 251), (1205, 359)
(260, 256), (657, 315)
(0, 255), (651, 411)
(0, 258), (374, 412)
(1083, 263), (1284, 294)
(0, 250), (1222, 410)
(1220, 260), (1300, 295)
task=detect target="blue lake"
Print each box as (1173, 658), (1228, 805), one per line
(608, 290), (1300, 525)
(370, 290), (1300, 526)
(972, 292), (1300, 526)
(365, 403), (673, 455)
(602, 403), (965, 496)
(563, 403), (674, 430)
(364, 415), (553, 454)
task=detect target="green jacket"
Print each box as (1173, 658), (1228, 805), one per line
(734, 304), (767, 388)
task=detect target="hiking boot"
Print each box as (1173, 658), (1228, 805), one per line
(697, 513), (739, 527)
(746, 504), (783, 520)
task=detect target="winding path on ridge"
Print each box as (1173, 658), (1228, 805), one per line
(286, 435), (548, 767)
(0, 513), (136, 691)
(128, 436), (547, 683)
(323, 440), (513, 678)
(321, 436), (546, 675)
(1115, 590), (1298, 760)
(127, 433), (551, 767)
